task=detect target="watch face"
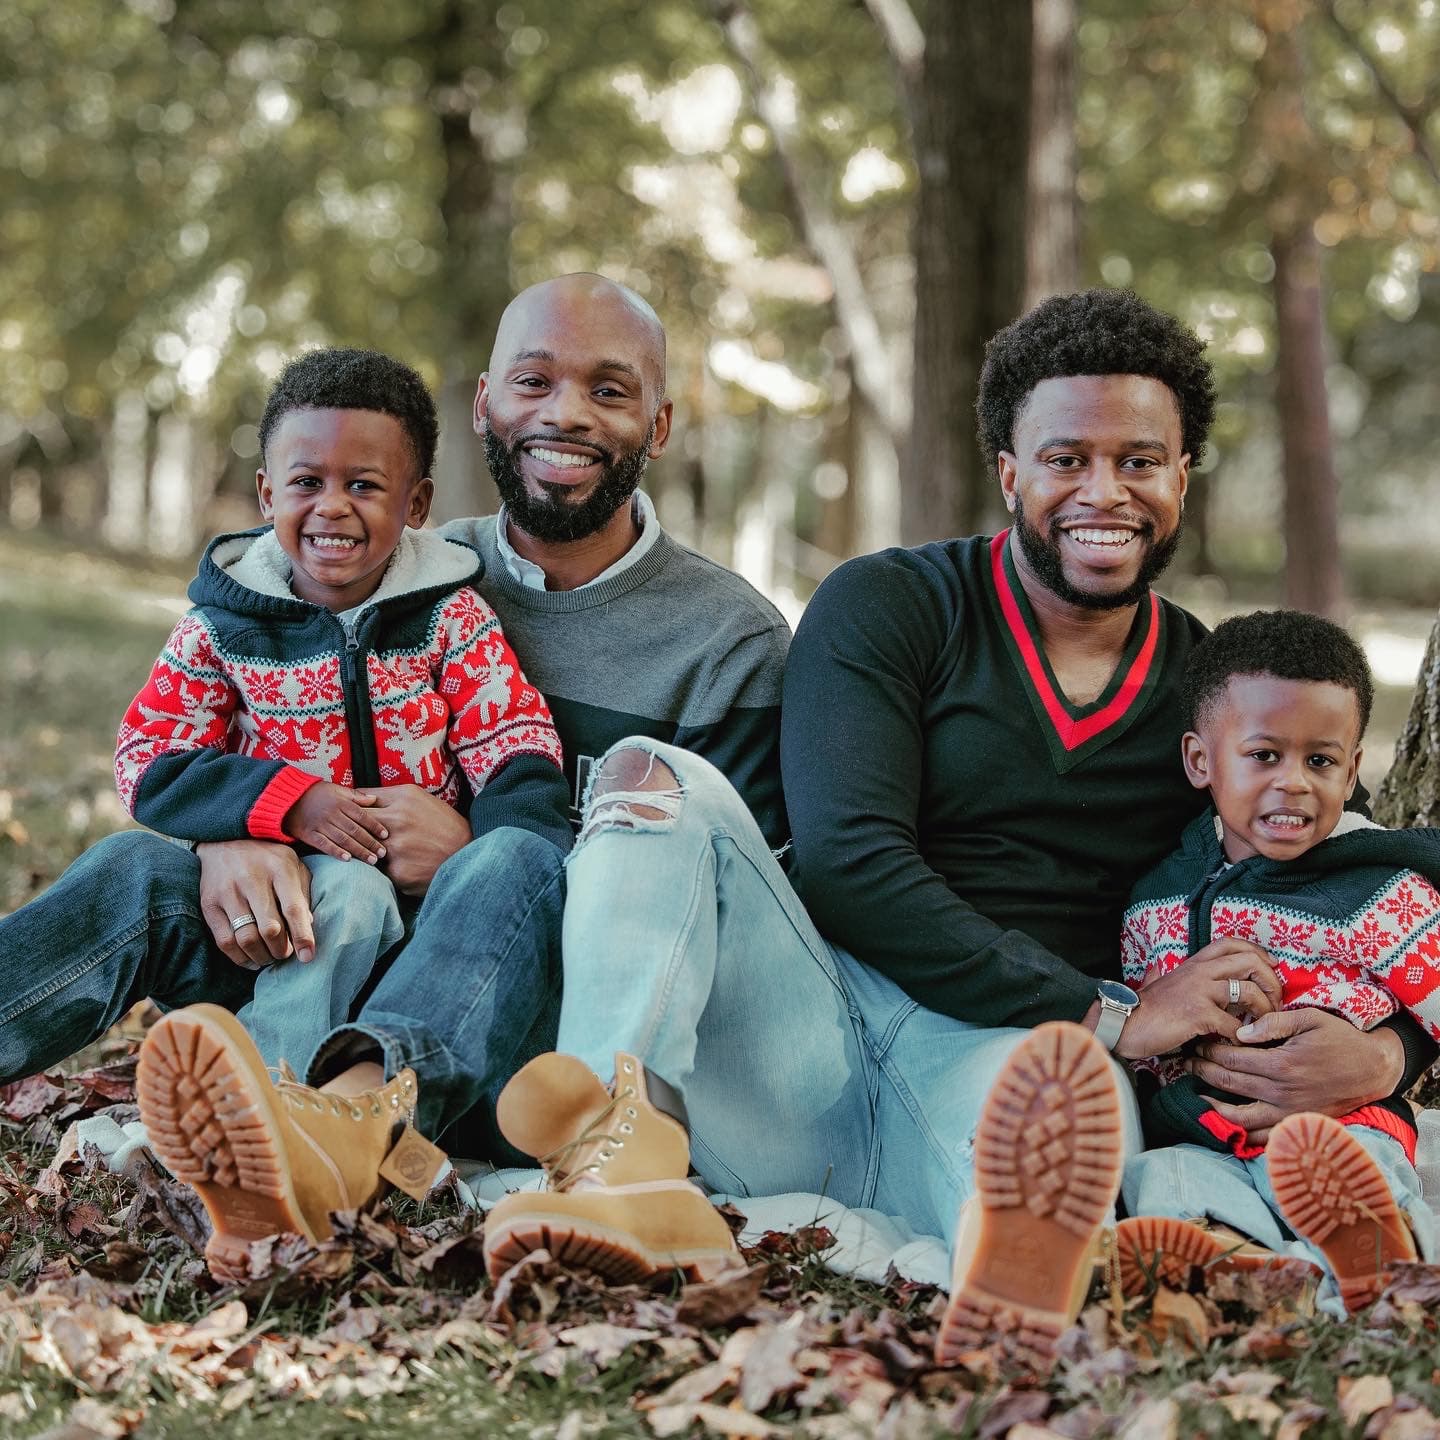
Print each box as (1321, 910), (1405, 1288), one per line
(1097, 979), (1139, 1009)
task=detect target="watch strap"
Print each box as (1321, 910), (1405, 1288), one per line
(1093, 997), (1128, 1052)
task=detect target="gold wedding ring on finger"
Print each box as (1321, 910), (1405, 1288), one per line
(1228, 978), (1242, 1005)
(230, 913), (258, 933)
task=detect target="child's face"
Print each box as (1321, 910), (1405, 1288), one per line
(1182, 673), (1362, 864)
(258, 407), (432, 611)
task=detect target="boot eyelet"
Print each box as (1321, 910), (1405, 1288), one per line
(331, 1101), (342, 1116)
(402, 1077), (413, 1090)
(619, 1123), (633, 1134)
(351, 1106), (364, 1121)
(614, 1140), (625, 1149)
(371, 1103), (382, 1116)
(624, 1108), (637, 1119)
(622, 1062), (633, 1074)
(391, 1095), (400, 1108)
(598, 1150), (613, 1161)
(587, 1164), (600, 1173)
(312, 1098), (324, 1111)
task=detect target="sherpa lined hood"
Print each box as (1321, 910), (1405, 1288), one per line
(188, 525), (481, 621)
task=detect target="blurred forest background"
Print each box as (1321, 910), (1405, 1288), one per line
(3, 0), (1440, 908)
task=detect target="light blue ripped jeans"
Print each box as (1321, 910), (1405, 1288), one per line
(1124, 1130), (1436, 1315)
(557, 738), (1143, 1246)
(237, 855), (406, 1073)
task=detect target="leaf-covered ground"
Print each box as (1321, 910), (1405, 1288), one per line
(6, 537), (1440, 1437)
(4, 1031), (1440, 1440)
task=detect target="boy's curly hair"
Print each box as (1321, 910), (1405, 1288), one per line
(1185, 609), (1374, 738)
(258, 347), (439, 478)
(976, 288), (1216, 469)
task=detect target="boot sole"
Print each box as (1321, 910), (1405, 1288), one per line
(1268, 1113), (1417, 1314)
(485, 1213), (737, 1285)
(1114, 1214), (1303, 1295)
(483, 1184), (740, 1286)
(936, 1022), (1122, 1369)
(137, 1005), (316, 1282)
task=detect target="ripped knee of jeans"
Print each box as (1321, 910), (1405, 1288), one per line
(577, 745), (685, 844)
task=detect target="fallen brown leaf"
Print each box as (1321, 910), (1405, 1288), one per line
(675, 1264), (767, 1327)
(557, 1322), (659, 1367)
(739, 1314), (808, 1413)
(1276, 1401), (1329, 1440)
(1217, 1394), (1283, 1430)
(647, 1401), (783, 1437)
(1340, 1375), (1395, 1429)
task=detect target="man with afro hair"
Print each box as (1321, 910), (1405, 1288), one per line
(484, 288), (1434, 1373)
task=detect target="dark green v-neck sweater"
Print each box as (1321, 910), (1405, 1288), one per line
(782, 532), (1209, 1027)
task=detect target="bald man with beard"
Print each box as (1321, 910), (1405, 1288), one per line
(4, 277), (790, 1278)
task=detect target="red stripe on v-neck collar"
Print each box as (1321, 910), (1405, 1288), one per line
(990, 532), (1160, 752)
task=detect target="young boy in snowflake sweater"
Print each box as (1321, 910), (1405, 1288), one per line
(114, 348), (569, 1071)
(1118, 610), (1437, 1311)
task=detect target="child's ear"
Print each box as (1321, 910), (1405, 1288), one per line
(1344, 744), (1362, 800)
(1181, 731), (1210, 791)
(406, 476), (435, 528)
(256, 470), (274, 520)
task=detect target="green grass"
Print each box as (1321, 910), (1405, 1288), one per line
(0, 529), (190, 913)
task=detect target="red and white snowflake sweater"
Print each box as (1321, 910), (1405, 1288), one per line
(115, 527), (570, 851)
(1122, 808), (1440, 1160)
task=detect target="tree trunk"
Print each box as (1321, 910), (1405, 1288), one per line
(428, 0), (513, 521)
(1375, 615), (1440, 828)
(1255, 0), (1343, 618)
(1025, 0), (1078, 307)
(1270, 225), (1343, 617)
(905, 0), (1032, 544)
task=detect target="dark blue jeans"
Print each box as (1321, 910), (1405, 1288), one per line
(0, 830), (253, 1081)
(306, 825), (566, 1157)
(1, 827), (565, 1164)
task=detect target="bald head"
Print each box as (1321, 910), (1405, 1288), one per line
(490, 273), (666, 400)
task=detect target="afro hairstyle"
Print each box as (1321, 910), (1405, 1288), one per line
(1184, 609), (1374, 739)
(258, 347), (439, 479)
(976, 288), (1216, 471)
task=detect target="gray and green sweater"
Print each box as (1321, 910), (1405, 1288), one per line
(439, 515), (792, 850)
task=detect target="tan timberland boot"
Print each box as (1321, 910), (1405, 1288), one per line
(482, 1051), (742, 1285)
(936, 1022), (1124, 1372)
(1114, 1214), (1313, 1296)
(137, 1004), (420, 1282)
(1269, 1112), (1419, 1313)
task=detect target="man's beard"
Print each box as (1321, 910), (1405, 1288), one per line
(482, 423), (654, 544)
(1012, 495), (1183, 610)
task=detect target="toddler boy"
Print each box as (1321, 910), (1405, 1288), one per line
(1118, 610), (1439, 1311)
(115, 348), (569, 1073)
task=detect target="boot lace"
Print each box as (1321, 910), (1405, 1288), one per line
(538, 1083), (638, 1190)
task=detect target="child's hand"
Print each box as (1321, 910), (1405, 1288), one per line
(284, 782), (389, 863)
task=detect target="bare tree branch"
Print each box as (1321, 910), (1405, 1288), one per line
(1316, 0), (1440, 190)
(712, 0), (905, 438)
(862, 0), (923, 88)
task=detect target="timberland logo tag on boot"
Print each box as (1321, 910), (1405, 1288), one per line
(379, 1124), (446, 1202)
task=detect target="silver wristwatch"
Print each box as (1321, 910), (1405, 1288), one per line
(1093, 979), (1140, 1052)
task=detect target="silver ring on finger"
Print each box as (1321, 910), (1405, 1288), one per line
(230, 912), (258, 932)
(1228, 978), (1242, 1005)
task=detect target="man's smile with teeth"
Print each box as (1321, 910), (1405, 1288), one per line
(527, 446), (597, 469)
(1066, 528), (1136, 548)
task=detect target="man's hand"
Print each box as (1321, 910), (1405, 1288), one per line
(197, 839), (314, 970)
(1187, 1007), (1406, 1146)
(1112, 938), (1283, 1060)
(283, 782), (388, 863)
(356, 785), (469, 895)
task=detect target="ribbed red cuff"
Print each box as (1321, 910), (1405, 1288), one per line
(1338, 1104), (1419, 1166)
(247, 766), (323, 842)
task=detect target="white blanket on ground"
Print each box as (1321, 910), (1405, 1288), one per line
(73, 1110), (1440, 1291)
